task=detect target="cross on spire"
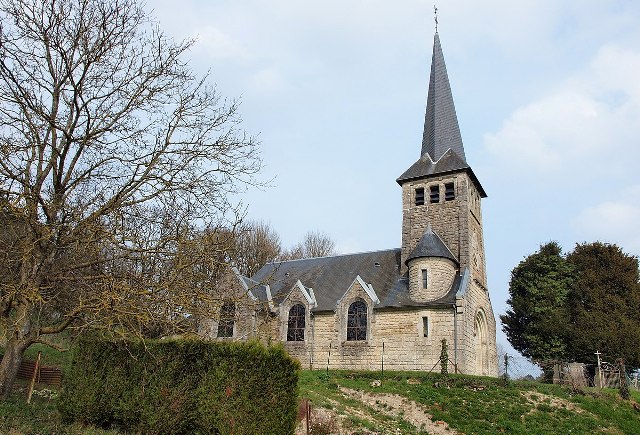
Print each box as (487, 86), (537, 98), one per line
(434, 5), (439, 33)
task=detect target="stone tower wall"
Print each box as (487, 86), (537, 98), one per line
(400, 171), (487, 287)
(401, 173), (463, 272)
(458, 280), (498, 376)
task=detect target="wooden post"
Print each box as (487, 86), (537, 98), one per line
(306, 399), (311, 435)
(381, 342), (385, 379)
(26, 351), (41, 404)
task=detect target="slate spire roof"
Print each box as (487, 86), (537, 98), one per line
(397, 33), (486, 198)
(421, 32), (465, 162)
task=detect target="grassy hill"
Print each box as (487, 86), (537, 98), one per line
(298, 370), (640, 434)
(1, 347), (639, 434)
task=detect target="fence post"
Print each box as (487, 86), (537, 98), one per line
(381, 342), (385, 379)
(503, 353), (509, 381)
(306, 399), (311, 435)
(26, 351), (42, 404)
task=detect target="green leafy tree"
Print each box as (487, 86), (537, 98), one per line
(566, 242), (640, 370)
(501, 242), (574, 362)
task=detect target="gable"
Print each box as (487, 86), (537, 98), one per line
(336, 275), (380, 307)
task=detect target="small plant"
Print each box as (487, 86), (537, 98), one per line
(32, 388), (58, 400)
(440, 339), (449, 376)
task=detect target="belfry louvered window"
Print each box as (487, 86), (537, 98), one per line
(287, 304), (306, 341)
(430, 185), (440, 203)
(347, 300), (367, 341)
(415, 187), (425, 206)
(445, 182), (455, 201)
(217, 301), (235, 338)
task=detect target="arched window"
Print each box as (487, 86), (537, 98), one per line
(287, 304), (306, 341)
(347, 300), (367, 341)
(217, 301), (235, 338)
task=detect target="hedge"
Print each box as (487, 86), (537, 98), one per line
(58, 337), (300, 434)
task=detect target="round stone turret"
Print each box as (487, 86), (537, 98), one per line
(405, 226), (459, 303)
(408, 256), (457, 302)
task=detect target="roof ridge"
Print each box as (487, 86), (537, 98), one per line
(263, 247), (400, 266)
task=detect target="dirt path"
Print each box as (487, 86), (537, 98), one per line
(296, 387), (459, 434)
(340, 387), (458, 434)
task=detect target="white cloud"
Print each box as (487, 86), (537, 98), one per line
(190, 25), (249, 60)
(245, 66), (289, 95)
(572, 185), (640, 255)
(485, 44), (640, 179)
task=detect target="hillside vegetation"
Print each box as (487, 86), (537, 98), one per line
(1, 346), (639, 434)
(298, 370), (640, 434)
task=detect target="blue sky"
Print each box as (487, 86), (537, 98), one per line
(150, 1), (640, 365)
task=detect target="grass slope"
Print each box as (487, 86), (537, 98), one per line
(1, 344), (639, 434)
(299, 370), (640, 434)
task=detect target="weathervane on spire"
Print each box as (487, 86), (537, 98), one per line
(434, 5), (439, 33)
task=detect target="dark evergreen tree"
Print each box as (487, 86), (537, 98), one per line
(501, 242), (574, 362)
(566, 242), (640, 370)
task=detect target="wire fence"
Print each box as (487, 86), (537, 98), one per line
(499, 354), (541, 380)
(499, 351), (639, 391)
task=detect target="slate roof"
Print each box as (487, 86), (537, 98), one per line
(396, 33), (487, 197)
(396, 149), (487, 197)
(421, 33), (465, 163)
(241, 276), (270, 302)
(397, 148), (467, 182)
(249, 248), (465, 311)
(406, 226), (458, 265)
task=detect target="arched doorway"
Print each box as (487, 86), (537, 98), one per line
(474, 310), (488, 375)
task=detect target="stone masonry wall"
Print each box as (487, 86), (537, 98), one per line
(401, 173), (467, 273)
(285, 307), (458, 372)
(458, 280), (498, 376)
(407, 257), (457, 302)
(401, 172), (487, 284)
(276, 279), (461, 371)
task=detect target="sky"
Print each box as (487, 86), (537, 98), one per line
(149, 0), (640, 369)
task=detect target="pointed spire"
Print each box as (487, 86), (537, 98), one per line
(421, 33), (466, 162)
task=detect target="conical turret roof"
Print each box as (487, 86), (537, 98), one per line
(406, 225), (458, 265)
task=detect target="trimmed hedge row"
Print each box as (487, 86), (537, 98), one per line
(58, 337), (300, 434)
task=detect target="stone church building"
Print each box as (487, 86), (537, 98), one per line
(201, 32), (498, 376)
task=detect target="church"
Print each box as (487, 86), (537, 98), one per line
(201, 31), (498, 377)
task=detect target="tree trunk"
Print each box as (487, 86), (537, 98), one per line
(0, 337), (29, 399)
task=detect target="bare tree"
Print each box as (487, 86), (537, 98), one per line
(233, 220), (282, 277)
(0, 0), (260, 397)
(283, 231), (336, 260)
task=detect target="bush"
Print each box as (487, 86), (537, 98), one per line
(58, 337), (299, 434)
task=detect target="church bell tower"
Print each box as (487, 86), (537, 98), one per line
(397, 32), (488, 301)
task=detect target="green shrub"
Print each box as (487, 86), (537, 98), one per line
(58, 337), (299, 434)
